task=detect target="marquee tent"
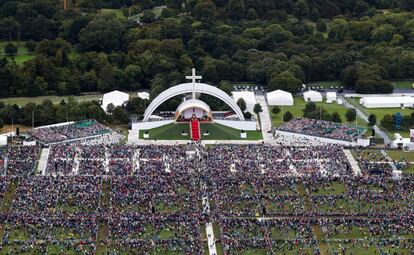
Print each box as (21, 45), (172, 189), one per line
(137, 92), (150, 100)
(359, 96), (414, 108)
(326, 92), (337, 103)
(267, 90), (294, 106)
(102, 90), (129, 112)
(303, 90), (323, 102)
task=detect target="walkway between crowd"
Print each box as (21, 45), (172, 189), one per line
(340, 96), (391, 144)
(343, 149), (361, 175)
(202, 194), (218, 255)
(37, 148), (50, 175)
(255, 94), (272, 143)
(381, 150), (400, 176)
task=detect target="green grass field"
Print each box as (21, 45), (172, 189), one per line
(0, 41), (35, 65)
(386, 150), (414, 162)
(270, 97), (367, 128)
(101, 8), (125, 19)
(0, 93), (103, 106)
(139, 123), (262, 140)
(391, 80), (414, 89)
(139, 123), (190, 140)
(200, 123), (262, 140)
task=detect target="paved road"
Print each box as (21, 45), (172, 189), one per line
(255, 94), (272, 142)
(340, 96), (391, 144)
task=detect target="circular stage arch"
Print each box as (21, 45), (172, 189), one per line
(143, 82), (245, 121)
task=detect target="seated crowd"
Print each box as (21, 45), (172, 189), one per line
(0, 145), (40, 176)
(278, 117), (365, 142)
(1, 144), (412, 254)
(26, 119), (111, 144)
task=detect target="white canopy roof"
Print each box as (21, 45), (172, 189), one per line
(137, 92), (150, 100)
(360, 96), (414, 108)
(102, 90), (129, 112)
(326, 92), (337, 99)
(232, 91), (257, 105)
(303, 90), (323, 102)
(267, 90), (294, 106)
(176, 99), (211, 114)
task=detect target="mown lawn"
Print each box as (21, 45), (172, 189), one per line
(270, 97), (367, 128)
(0, 93), (103, 106)
(139, 123), (189, 140)
(101, 8), (125, 19)
(386, 150), (414, 162)
(0, 41), (35, 65)
(200, 123), (262, 140)
(139, 123), (263, 140)
(391, 80), (414, 89)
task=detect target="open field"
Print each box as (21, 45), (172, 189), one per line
(200, 123), (262, 140)
(0, 94), (103, 106)
(139, 123), (262, 140)
(101, 8), (125, 19)
(270, 97), (367, 128)
(139, 123), (189, 140)
(0, 41), (35, 65)
(391, 80), (414, 89)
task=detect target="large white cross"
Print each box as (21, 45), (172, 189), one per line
(186, 68), (202, 99)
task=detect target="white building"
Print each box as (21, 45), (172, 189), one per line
(232, 91), (257, 113)
(326, 92), (337, 103)
(267, 90), (294, 106)
(360, 96), (414, 108)
(137, 92), (150, 100)
(303, 90), (323, 102)
(0, 134), (7, 145)
(102, 90), (129, 112)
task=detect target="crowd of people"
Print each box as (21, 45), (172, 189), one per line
(205, 144), (352, 176)
(26, 119), (112, 144)
(278, 118), (365, 142)
(0, 143), (413, 254)
(0, 146), (40, 176)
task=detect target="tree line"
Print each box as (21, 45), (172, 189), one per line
(0, 96), (147, 130)
(0, 0), (413, 103)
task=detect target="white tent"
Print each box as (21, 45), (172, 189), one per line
(102, 90), (129, 112)
(0, 134), (7, 145)
(232, 91), (256, 105)
(137, 92), (150, 100)
(360, 96), (414, 108)
(232, 91), (257, 114)
(303, 90), (322, 102)
(326, 92), (337, 103)
(267, 90), (294, 106)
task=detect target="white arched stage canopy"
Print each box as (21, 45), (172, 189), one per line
(143, 82), (245, 121)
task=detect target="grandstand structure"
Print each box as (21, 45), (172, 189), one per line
(24, 119), (112, 145)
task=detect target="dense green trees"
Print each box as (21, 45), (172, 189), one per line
(0, 0), (413, 100)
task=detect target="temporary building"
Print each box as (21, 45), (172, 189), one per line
(359, 96), (414, 108)
(137, 92), (150, 100)
(303, 90), (323, 102)
(102, 90), (129, 112)
(232, 91), (256, 106)
(267, 90), (294, 106)
(0, 134), (7, 145)
(326, 92), (337, 103)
